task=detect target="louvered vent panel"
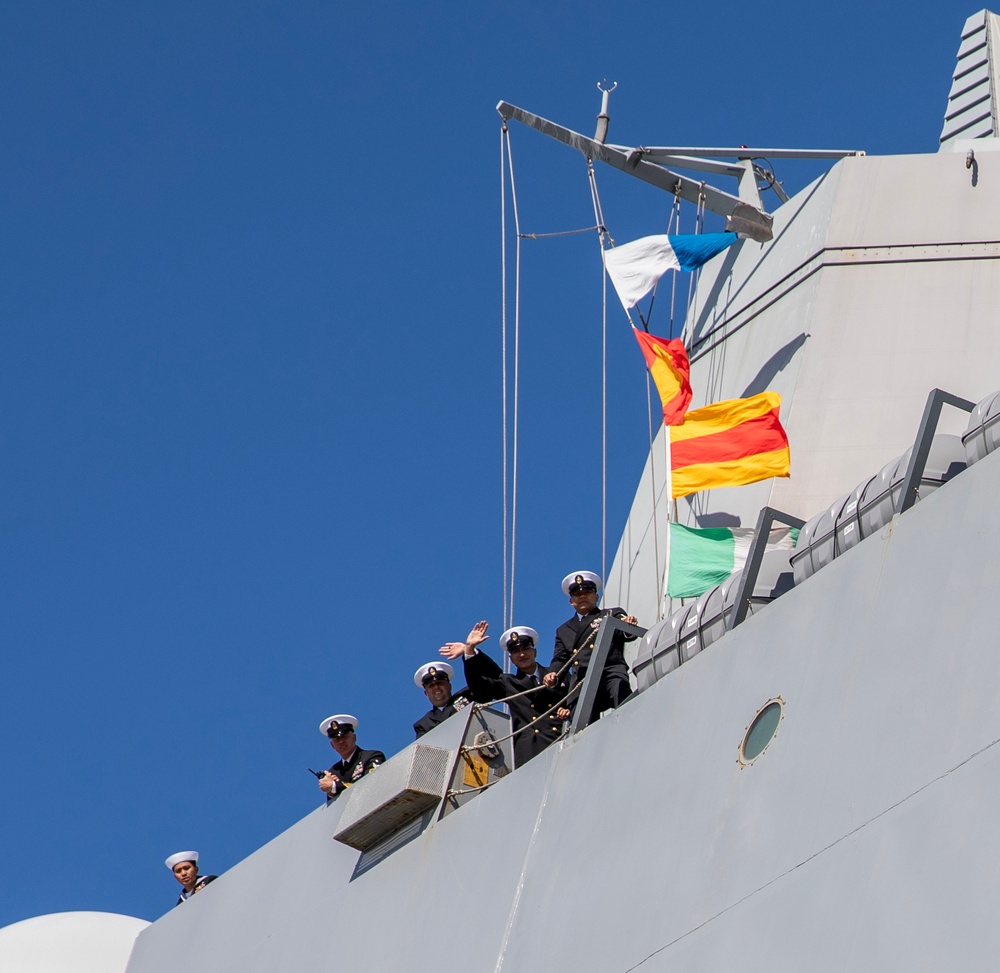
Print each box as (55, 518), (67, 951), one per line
(940, 10), (999, 145)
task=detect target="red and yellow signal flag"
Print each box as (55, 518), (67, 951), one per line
(632, 328), (692, 425)
(669, 391), (790, 497)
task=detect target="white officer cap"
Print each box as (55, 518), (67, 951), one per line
(561, 570), (601, 595)
(499, 626), (540, 650)
(414, 662), (455, 688)
(165, 851), (199, 870)
(319, 714), (358, 737)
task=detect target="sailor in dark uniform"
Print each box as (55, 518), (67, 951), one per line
(441, 621), (571, 768)
(552, 571), (639, 727)
(317, 714), (386, 801)
(165, 850), (217, 907)
(412, 662), (475, 738)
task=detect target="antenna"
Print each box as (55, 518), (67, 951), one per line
(594, 80), (617, 144)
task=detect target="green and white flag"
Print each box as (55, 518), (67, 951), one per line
(667, 523), (798, 599)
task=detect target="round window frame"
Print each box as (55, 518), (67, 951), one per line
(738, 696), (784, 766)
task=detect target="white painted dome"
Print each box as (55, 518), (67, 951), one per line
(0, 911), (149, 973)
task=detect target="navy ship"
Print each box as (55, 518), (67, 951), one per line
(6, 9), (1000, 972)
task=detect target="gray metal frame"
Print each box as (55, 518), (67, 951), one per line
(729, 506), (806, 631)
(568, 615), (647, 736)
(895, 387), (976, 515)
(496, 100), (774, 242)
(628, 146), (864, 161)
(439, 704), (513, 817)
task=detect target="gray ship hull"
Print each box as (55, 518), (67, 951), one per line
(124, 429), (1000, 972)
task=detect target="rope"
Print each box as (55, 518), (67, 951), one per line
(586, 160), (610, 582)
(446, 783), (493, 798)
(454, 615), (633, 797)
(500, 124), (509, 632)
(680, 186), (711, 529)
(655, 188), (684, 615)
(466, 643), (579, 711)
(668, 186), (681, 337)
(463, 689), (574, 751)
(519, 225), (601, 239)
(458, 615), (612, 753)
(683, 184), (707, 332)
(647, 372), (663, 621)
(504, 127), (523, 630)
(663, 427), (675, 619)
(602, 235), (608, 582)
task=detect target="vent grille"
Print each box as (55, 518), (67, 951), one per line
(332, 745), (450, 852)
(940, 10), (1000, 145)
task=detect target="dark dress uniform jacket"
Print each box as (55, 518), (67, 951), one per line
(552, 607), (635, 721)
(463, 650), (568, 767)
(413, 688), (474, 738)
(175, 874), (217, 906)
(552, 606), (634, 674)
(327, 746), (386, 799)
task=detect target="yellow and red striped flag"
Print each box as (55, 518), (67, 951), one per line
(632, 328), (692, 425)
(670, 391), (790, 497)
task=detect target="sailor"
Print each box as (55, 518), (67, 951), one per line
(551, 571), (639, 726)
(317, 715), (386, 801)
(165, 851), (217, 907)
(412, 662), (475, 738)
(441, 621), (571, 767)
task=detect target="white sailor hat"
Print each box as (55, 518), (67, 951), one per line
(319, 714), (358, 737)
(414, 662), (454, 687)
(165, 851), (199, 870)
(499, 626), (540, 650)
(562, 570), (601, 595)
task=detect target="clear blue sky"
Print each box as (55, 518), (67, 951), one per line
(0, 0), (970, 925)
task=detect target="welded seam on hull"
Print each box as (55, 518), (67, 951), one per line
(621, 731), (1000, 972)
(491, 745), (564, 973)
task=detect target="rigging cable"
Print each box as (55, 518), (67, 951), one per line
(688, 185), (712, 529)
(502, 124), (524, 634)
(684, 183), (706, 330)
(663, 186), (693, 618)
(500, 123), (509, 632)
(654, 188), (683, 618)
(586, 159), (611, 584)
(519, 226), (601, 239)
(668, 185), (682, 338)
(645, 368), (664, 620)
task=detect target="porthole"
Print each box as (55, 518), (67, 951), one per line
(739, 697), (784, 765)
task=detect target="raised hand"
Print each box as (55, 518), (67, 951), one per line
(465, 620), (490, 648)
(439, 642), (467, 661)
